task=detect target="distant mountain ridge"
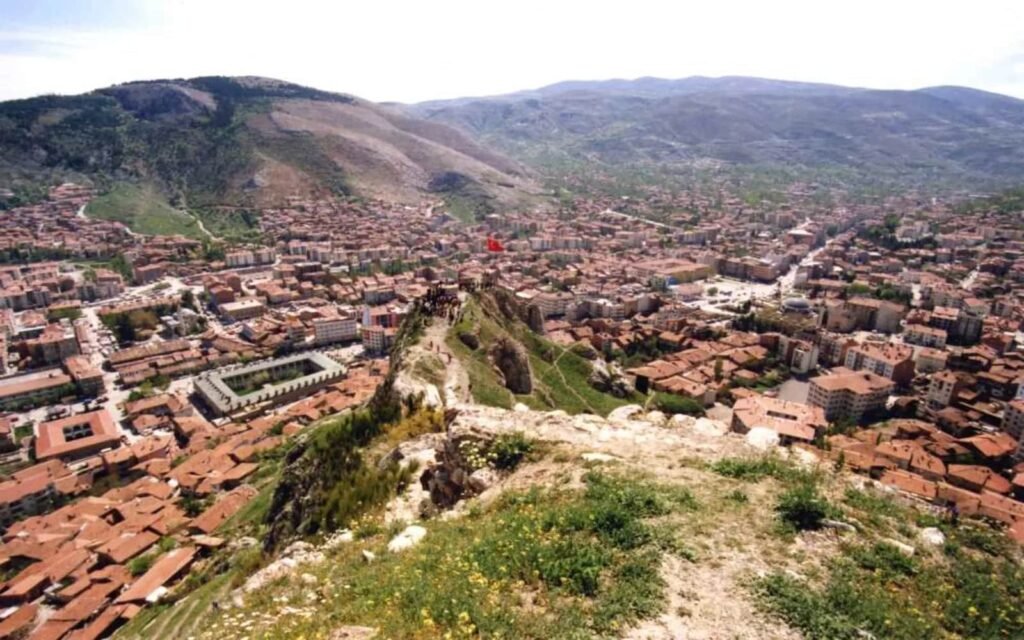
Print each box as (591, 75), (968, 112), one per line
(0, 76), (536, 212)
(410, 75), (1024, 188)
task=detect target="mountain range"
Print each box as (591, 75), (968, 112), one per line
(2, 74), (1023, 216)
(411, 76), (1024, 190)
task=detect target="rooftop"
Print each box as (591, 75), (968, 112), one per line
(35, 409), (121, 461)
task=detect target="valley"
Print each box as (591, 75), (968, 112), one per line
(0, 72), (1022, 640)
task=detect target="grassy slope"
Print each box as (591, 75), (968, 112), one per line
(190, 471), (698, 640)
(446, 297), (642, 416)
(114, 431), (1024, 639)
(708, 456), (1024, 640)
(86, 183), (204, 238)
(192, 208), (262, 243)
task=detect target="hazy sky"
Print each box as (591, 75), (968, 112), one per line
(1, 0), (1023, 102)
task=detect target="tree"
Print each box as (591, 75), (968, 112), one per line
(113, 313), (136, 343)
(109, 254), (133, 280)
(127, 309), (158, 332)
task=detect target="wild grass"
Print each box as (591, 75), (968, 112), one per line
(198, 473), (698, 639)
(409, 353), (446, 388)
(86, 182), (204, 238)
(710, 455), (812, 484)
(448, 298), (640, 416)
(756, 543), (1024, 640)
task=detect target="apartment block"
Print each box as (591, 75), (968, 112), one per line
(808, 367), (895, 422)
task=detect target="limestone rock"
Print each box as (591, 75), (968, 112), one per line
(822, 519), (857, 533)
(588, 360), (633, 398)
(361, 550), (376, 563)
(239, 539), (325, 594)
(420, 423), (504, 508)
(323, 530), (354, 549)
(745, 426), (780, 450)
(607, 404), (645, 423)
(668, 414), (697, 429)
(489, 337), (532, 394)
(693, 417), (728, 437)
(387, 525), (427, 553)
(919, 527), (946, 547)
(468, 467), (498, 493)
(645, 410), (667, 426)
(880, 537), (916, 556)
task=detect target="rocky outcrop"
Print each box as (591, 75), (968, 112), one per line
(420, 422), (499, 509)
(458, 331), (480, 350)
(588, 359), (633, 398)
(387, 525), (427, 553)
(489, 336), (532, 394)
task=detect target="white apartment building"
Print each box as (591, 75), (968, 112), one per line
(314, 315), (359, 345)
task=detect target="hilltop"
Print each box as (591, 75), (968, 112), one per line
(410, 75), (1024, 190)
(0, 76), (537, 214)
(115, 390), (1024, 640)
(106, 296), (1024, 639)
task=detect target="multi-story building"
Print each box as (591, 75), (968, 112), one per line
(219, 299), (266, 322)
(35, 409), (121, 462)
(843, 343), (915, 386)
(904, 324), (947, 349)
(730, 396), (828, 444)
(922, 370), (968, 415)
(22, 323), (80, 367)
(532, 292), (574, 319)
(914, 347), (948, 374)
(820, 298), (906, 334)
(929, 306), (983, 345)
(807, 367), (895, 422)
(313, 315), (358, 345)
(0, 469), (57, 529)
(778, 335), (819, 374)
(362, 324), (396, 354)
(1003, 400), (1024, 442)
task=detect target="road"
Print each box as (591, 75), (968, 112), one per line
(960, 269), (980, 291)
(78, 305), (133, 429)
(189, 211), (218, 241)
(678, 220), (837, 315)
(77, 202), (140, 238)
(601, 208), (685, 231)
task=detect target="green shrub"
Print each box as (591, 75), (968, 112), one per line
(490, 432), (533, 470)
(654, 393), (705, 417)
(946, 522), (1013, 557)
(849, 542), (918, 578)
(726, 489), (749, 504)
(776, 482), (833, 532)
(711, 455), (804, 483)
(127, 554), (155, 576)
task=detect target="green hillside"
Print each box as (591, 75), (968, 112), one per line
(86, 183), (204, 238)
(447, 291), (642, 416)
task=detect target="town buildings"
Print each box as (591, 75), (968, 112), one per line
(808, 367), (895, 422)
